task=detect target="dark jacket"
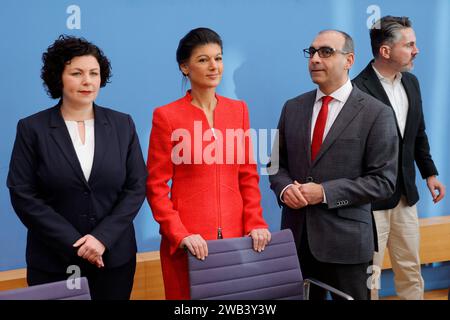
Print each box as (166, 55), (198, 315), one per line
(353, 62), (438, 209)
(7, 103), (147, 272)
(269, 86), (398, 264)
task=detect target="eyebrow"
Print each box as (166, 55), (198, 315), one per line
(195, 53), (222, 59)
(69, 67), (100, 71)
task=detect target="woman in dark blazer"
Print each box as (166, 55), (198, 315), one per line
(6, 35), (147, 300)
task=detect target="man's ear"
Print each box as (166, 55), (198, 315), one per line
(379, 45), (391, 59)
(344, 52), (355, 71)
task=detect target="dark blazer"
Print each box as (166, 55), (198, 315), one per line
(7, 103), (147, 273)
(269, 86), (398, 264)
(353, 62), (438, 209)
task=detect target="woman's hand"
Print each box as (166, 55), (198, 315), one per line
(180, 234), (208, 260)
(248, 228), (271, 252)
(73, 234), (106, 268)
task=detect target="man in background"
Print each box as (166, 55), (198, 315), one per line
(353, 15), (446, 300)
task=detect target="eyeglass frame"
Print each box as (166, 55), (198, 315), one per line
(303, 46), (352, 58)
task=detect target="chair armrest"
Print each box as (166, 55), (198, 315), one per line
(303, 278), (354, 300)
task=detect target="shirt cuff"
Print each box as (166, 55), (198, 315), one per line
(322, 185), (327, 204)
(280, 184), (294, 203)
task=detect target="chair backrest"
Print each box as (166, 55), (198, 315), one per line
(188, 229), (303, 300)
(0, 277), (91, 300)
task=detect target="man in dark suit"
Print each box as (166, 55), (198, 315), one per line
(353, 16), (445, 300)
(269, 30), (398, 300)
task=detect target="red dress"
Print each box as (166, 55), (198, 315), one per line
(146, 91), (268, 299)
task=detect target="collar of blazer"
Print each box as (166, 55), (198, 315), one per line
(399, 73), (419, 142)
(49, 101), (112, 187)
(357, 61), (392, 108)
(310, 86), (365, 166)
(356, 61), (419, 142)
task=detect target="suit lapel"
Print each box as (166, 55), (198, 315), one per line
(360, 63), (392, 107)
(88, 104), (111, 184)
(358, 62), (402, 139)
(312, 88), (364, 166)
(301, 92), (316, 165)
(49, 104), (89, 187)
(401, 75), (417, 141)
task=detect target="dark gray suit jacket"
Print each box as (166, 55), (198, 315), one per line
(269, 86), (398, 264)
(353, 62), (438, 210)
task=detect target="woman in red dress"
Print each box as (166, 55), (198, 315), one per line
(146, 28), (271, 299)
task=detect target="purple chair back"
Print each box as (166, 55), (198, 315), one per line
(0, 277), (91, 300)
(188, 229), (303, 300)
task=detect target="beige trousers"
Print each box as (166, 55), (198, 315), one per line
(371, 196), (424, 300)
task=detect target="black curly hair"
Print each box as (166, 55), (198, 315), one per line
(41, 35), (111, 99)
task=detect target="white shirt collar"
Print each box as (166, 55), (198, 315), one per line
(371, 63), (402, 84)
(315, 78), (353, 103)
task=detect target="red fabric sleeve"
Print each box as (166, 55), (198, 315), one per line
(146, 108), (191, 254)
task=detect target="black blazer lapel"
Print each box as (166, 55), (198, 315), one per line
(49, 104), (89, 187)
(312, 87), (364, 166)
(88, 104), (112, 184)
(355, 62), (403, 139)
(401, 74), (419, 142)
(359, 63), (392, 107)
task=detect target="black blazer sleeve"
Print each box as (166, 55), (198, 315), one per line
(7, 119), (82, 256)
(410, 74), (439, 178)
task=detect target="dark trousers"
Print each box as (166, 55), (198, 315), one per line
(27, 257), (136, 300)
(298, 224), (371, 300)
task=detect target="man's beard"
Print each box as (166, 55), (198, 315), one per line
(400, 57), (416, 72)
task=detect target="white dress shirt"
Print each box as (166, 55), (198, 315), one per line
(372, 64), (409, 137)
(65, 119), (95, 181)
(310, 78), (353, 142)
(280, 78), (353, 203)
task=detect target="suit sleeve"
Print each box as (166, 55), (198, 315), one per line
(7, 119), (82, 256)
(268, 101), (295, 207)
(90, 115), (147, 250)
(146, 108), (191, 254)
(411, 76), (439, 178)
(239, 102), (268, 233)
(322, 106), (399, 209)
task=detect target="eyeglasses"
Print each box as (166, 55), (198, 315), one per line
(303, 46), (351, 58)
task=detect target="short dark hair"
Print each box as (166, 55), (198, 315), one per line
(370, 16), (412, 58)
(176, 27), (223, 73)
(318, 29), (354, 53)
(41, 35), (111, 99)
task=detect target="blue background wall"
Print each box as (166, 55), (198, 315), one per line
(1, 0), (449, 295)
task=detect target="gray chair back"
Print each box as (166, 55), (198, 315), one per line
(0, 277), (91, 300)
(188, 229), (303, 300)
